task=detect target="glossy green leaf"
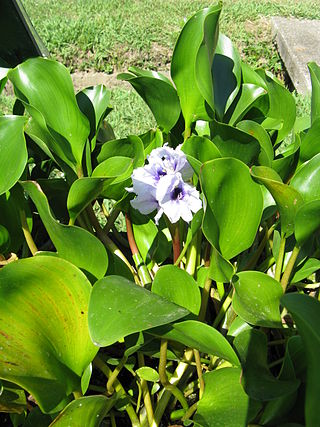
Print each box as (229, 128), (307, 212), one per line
(21, 181), (108, 280)
(210, 119), (260, 165)
(291, 258), (320, 283)
(152, 265), (201, 315)
(237, 120), (273, 167)
(234, 329), (300, 401)
(0, 116), (27, 195)
(0, 225), (10, 253)
(155, 320), (239, 366)
(194, 368), (249, 427)
(81, 364), (92, 395)
(228, 84), (266, 126)
(272, 133), (300, 182)
(290, 152), (320, 202)
(259, 70), (296, 143)
(232, 271), (283, 327)
(9, 58), (90, 173)
(281, 293), (320, 427)
(300, 117), (320, 162)
(171, 4), (222, 128)
(50, 395), (115, 426)
(181, 135), (221, 174)
(212, 33), (241, 120)
(118, 68), (180, 132)
(140, 128), (163, 156)
(252, 166), (304, 237)
(76, 84), (111, 147)
(0, 256), (98, 413)
(308, 62), (320, 125)
(208, 245), (235, 283)
(294, 200), (320, 245)
(201, 158), (263, 259)
(88, 275), (189, 347)
(136, 367), (159, 383)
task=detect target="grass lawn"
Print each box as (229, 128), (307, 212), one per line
(1, 0), (317, 136)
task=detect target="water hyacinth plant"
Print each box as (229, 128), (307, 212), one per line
(0, 2), (320, 426)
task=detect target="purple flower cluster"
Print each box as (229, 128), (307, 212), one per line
(127, 145), (202, 224)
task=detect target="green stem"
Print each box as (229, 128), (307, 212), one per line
(184, 126), (191, 142)
(19, 209), (38, 255)
(198, 274), (212, 322)
(185, 231), (200, 277)
(103, 207), (121, 234)
(158, 340), (189, 412)
(154, 349), (193, 426)
(94, 356), (141, 427)
(212, 289), (233, 329)
(280, 245), (300, 292)
(125, 214), (152, 287)
(181, 402), (198, 421)
(275, 235), (286, 282)
(73, 390), (83, 399)
(244, 224), (276, 270)
(216, 282), (225, 300)
(193, 350), (204, 399)
(107, 355), (128, 395)
(137, 353), (155, 426)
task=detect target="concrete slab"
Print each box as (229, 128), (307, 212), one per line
(271, 17), (320, 94)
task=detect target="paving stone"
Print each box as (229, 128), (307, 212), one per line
(271, 17), (320, 94)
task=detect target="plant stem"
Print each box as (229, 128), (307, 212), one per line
(275, 235), (286, 282)
(107, 355), (128, 395)
(19, 209), (38, 255)
(212, 289), (233, 329)
(154, 349), (193, 426)
(198, 274), (212, 322)
(184, 127), (191, 141)
(171, 222), (181, 264)
(244, 224), (276, 270)
(181, 402), (198, 421)
(137, 352), (155, 426)
(94, 355), (141, 427)
(125, 214), (152, 287)
(193, 350), (204, 399)
(158, 340), (189, 413)
(280, 245), (300, 292)
(185, 231), (201, 276)
(73, 390), (83, 399)
(216, 282), (225, 300)
(104, 207), (121, 234)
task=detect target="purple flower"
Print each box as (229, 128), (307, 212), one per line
(155, 173), (202, 224)
(127, 144), (202, 223)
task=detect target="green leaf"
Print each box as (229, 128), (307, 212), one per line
(210, 119), (260, 165)
(194, 368), (249, 427)
(171, 3), (222, 128)
(291, 258), (320, 283)
(272, 133), (300, 182)
(153, 320), (239, 366)
(201, 158), (263, 259)
(81, 364), (92, 395)
(140, 128), (163, 157)
(290, 152), (320, 202)
(0, 116), (27, 195)
(237, 120), (273, 167)
(259, 70), (296, 143)
(21, 181), (108, 280)
(0, 382), (26, 414)
(252, 166), (304, 237)
(308, 62), (320, 125)
(181, 135), (221, 175)
(76, 84), (111, 148)
(136, 367), (159, 383)
(50, 395), (116, 426)
(208, 245), (235, 283)
(118, 68), (180, 133)
(234, 329), (300, 401)
(212, 33), (241, 120)
(228, 84), (266, 126)
(152, 265), (201, 315)
(0, 256), (97, 413)
(294, 200), (320, 245)
(232, 271), (283, 328)
(9, 58), (90, 173)
(88, 275), (189, 347)
(0, 224), (10, 253)
(300, 117), (320, 162)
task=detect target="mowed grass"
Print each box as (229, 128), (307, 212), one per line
(1, 0), (316, 135)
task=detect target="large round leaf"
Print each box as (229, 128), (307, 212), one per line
(88, 275), (189, 347)
(171, 4), (222, 128)
(50, 395), (115, 426)
(152, 265), (201, 315)
(21, 181), (108, 280)
(181, 135), (221, 175)
(0, 116), (27, 195)
(0, 256), (98, 413)
(232, 271), (283, 328)
(294, 200), (320, 245)
(290, 152), (320, 202)
(300, 117), (320, 162)
(282, 293), (320, 427)
(194, 368), (249, 427)
(201, 158), (263, 259)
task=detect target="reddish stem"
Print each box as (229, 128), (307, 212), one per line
(172, 222), (181, 264)
(125, 213), (139, 255)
